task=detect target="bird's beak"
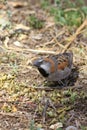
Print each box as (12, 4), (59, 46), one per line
(33, 60), (39, 67)
(32, 58), (43, 68)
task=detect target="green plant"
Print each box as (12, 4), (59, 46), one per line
(70, 92), (77, 103)
(41, 0), (50, 9)
(29, 120), (43, 130)
(80, 126), (87, 130)
(63, 89), (78, 103)
(81, 6), (87, 15)
(9, 60), (18, 75)
(30, 120), (35, 130)
(29, 15), (44, 29)
(64, 9), (82, 26)
(56, 128), (63, 130)
(41, 0), (87, 27)
(50, 6), (84, 27)
(50, 8), (66, 25)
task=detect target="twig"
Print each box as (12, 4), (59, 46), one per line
(49, 99), (57, 112)
(40, 22), (55, 33)
(62, 19), (87, 53)
(0, 111), (31, 119)
(33, 86), (54, 91)
(33, 104), (39, 119)
(67, 112), (75, 124)
(4, 39), (56, 54)
(42, 98), (57, 123)
(64, 8), (78, 12)
(44, 28), (65, 49)
(44, 39), (54, 46)
(42, 99), (49, 123)
(0, 111), (21, 117)
(50, 31), (65, 48)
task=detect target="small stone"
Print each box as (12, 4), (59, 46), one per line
(65, 126), (78, 130)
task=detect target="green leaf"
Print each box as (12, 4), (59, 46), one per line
(81, 6), (87, 14)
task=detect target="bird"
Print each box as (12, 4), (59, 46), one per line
(32, 52), (73, 82)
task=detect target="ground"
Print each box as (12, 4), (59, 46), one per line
(0, 0), (87, 130)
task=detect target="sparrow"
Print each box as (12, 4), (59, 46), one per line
(32, 52), (73, 82)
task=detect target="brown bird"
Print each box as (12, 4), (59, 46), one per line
(33, 52), (73, 82)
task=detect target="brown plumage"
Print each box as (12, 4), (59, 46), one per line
(33, 52), (73, 81)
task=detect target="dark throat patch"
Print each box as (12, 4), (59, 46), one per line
(38, 68), (49, 77)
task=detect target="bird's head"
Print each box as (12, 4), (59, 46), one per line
(33, 58), (52, 77)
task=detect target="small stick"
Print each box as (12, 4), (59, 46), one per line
(62, 19), (87, 53)
(42, 99), (49, 123)
(50, 32), (65, 48)
(4, 40), (56, 54)
(0, 112), (21, 117)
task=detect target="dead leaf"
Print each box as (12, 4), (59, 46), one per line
(50, 122), (63, 129)
(12, 105), (17, 112)
(4, 37), (9, 48)
(15, 24), (30, 32)
(1, 103), (11, 112)
(0, 74), (7, 81)
(0, 17), (10, 30)
(31, 34), (42, 40)
(18, 34), (27, 41)
(8, 1), (27, 8)
(13, 41), (23, 47)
